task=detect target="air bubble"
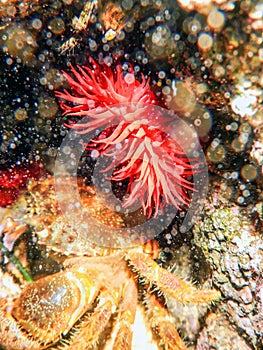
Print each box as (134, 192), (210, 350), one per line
(207, 144), (226, 163)
(207, 9), (225, 30)
(15, 107), (28, 121)
(198, 33), (213, 51)
(124, 73), (135, 85)
(158, 71), (166, 79)
(241, 164), (258, 181)
(237, 196), (245, 204)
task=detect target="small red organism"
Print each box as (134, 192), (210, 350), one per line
(55, 58), (197, 218)
(55, 57), (157, 120)
(0, 162), (42, 207)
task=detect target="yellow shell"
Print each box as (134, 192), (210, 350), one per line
(12, 270), (99, 345)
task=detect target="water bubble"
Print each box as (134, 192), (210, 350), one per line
(241, 164), (258, 181)
(207, 144), (226, 163)
(124, 73), (135, 85)
(158, 71), (166, 79)
(207, 9), (225, 30)
(31, 18), (43, 30)
(38, 96), (58, 119)
(198, 33), (213, 51)
(15, 107), (28, 121)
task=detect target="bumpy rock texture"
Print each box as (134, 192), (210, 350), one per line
(196, 311), (251, 350)
(193, 190), (263, 348)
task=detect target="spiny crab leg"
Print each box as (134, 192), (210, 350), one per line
(57, 288), (122, 350)
(126, 251), (221, 304)
(144, 293), (188, 350)
(104, 277), (138, 350)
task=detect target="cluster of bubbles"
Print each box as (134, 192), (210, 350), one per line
(163, 79), (212, 139)
(0, 0), (262, 209)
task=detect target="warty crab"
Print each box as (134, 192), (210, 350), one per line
(0, 175), (220, 350)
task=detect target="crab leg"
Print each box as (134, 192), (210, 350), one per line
(127, 252), (220, 303)
(58, 288), (122, 349)
(144, 293), (188, 350)
(105, 277), (138, 350)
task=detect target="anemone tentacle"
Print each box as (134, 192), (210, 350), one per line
(56, 58), (198, 217)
